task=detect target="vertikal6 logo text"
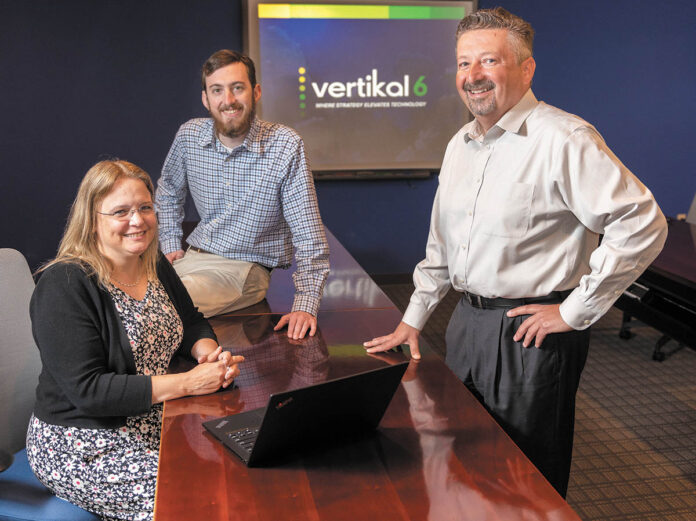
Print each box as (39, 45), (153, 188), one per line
(310, 69), (427, 99)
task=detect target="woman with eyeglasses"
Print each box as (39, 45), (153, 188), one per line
(26, 159), (244, 520)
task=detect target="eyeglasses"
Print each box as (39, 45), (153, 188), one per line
(96, 204), (155, 222)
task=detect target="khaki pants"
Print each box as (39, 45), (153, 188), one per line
(172, 249), (271, 318)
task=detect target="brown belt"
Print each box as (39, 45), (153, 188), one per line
(187, 246), (273, 272)
(187, 245), (213, 255)
(460, 289), (572, 310)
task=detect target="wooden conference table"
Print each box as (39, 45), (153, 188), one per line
(154, 230), (581, 520)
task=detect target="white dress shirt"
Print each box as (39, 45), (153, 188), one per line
(403, 89), (667, 331)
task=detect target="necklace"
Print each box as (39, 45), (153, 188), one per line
(110, 271), (142, 288)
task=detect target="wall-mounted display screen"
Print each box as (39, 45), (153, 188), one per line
(245, 0), (476, 175)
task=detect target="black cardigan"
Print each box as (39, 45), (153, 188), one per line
(30, 255), (217, 428)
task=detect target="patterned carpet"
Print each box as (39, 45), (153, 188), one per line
(378, 283), (696, 521)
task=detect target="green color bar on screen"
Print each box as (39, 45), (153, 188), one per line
(389, 6), (466, 19)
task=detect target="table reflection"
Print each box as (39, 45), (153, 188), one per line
(402, 361), (571, 521)
(212, 308), (330, 411)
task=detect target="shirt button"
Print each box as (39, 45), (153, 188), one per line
(468, 211), (472, 216)
(584, 320), (590, 325)
(475, 178), (481, 184)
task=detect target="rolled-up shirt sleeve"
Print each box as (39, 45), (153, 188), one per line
(280, 139), (330, 316)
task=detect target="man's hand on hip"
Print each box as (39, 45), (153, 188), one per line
(165, 250), (185, 263)
(506, 304), (573, 348)
(274, 311), (317, 339)
(364, 321), (421, 360)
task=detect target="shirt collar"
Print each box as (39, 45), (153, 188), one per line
(463, 89), (538, 143)
(198, 120), (216, 148)
(198, 116), (263, 154)
(495, 88), (538, 134)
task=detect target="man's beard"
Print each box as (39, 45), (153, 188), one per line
(213, 98), (256, 138)
(463, 80), (496, 116)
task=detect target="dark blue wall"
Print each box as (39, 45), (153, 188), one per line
(2, 1), (694, 274)
(1, 0), (244, 269)
(318, 0), (696, 274)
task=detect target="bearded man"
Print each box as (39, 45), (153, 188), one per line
(156, 50), (329, 339)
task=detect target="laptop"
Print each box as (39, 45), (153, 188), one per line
(203, 360), (410, 466)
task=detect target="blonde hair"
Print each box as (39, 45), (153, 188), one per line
(39, 160), (159, 287)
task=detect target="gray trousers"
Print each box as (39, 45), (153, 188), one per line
(445, 297), (590, 497)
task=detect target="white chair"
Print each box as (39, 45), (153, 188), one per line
(0, 248), (98, 521)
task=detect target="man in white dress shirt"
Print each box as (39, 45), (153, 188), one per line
(365, 7), (667, 496)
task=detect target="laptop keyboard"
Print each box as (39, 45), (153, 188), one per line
(227, 427), (259, 454)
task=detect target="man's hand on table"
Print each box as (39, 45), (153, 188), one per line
(274, 310), (317, 339)
(364, 321), (421, 360)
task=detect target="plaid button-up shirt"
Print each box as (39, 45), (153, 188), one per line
(155, 117), (330, 315)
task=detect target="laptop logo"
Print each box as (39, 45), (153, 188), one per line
(276, 397), (294, 410)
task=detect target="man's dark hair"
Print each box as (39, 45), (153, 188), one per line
(456, 7), (534, 63)
(201, 50), (257, 90)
